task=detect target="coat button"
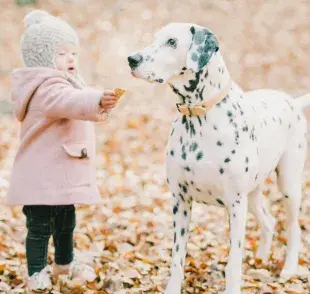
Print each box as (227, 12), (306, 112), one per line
(81, 148), (87, 158)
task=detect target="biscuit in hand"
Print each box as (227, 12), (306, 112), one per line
(115, 88), (126, 99)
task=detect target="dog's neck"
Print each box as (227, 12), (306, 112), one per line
(168, 52), (231, 105)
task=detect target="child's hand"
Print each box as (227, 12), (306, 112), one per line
(100, 90), (118, 111)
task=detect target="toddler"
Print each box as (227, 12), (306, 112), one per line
(6, 10), (118, 292)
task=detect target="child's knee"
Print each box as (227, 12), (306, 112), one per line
(57, 205), (76, 234)
(23, 206), (52, 237)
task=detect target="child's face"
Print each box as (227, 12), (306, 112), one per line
(54, 43), (79, 76)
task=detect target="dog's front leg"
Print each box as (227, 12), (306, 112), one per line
(225, 195), (248, 294)
(164, 191), (193, 294)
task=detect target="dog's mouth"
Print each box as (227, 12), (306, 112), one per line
(130, 70), (163, 84)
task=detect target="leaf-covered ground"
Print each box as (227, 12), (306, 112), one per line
(0, 0), (309, 293)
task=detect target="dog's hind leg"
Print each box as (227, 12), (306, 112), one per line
(164, 184), (193, 294)
(248, 187), (276, 262)
(277, 144), (306, 278)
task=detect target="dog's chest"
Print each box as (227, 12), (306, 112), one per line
(166, 113), (253, 204)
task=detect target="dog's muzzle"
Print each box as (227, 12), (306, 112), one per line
(128, 54), (143, 69)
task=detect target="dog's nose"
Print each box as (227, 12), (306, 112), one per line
(128, 54), (143, 69)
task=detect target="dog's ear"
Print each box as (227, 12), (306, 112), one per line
(186, 25), (219, 72)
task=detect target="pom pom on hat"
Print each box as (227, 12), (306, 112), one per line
(23, 10), (51, 29)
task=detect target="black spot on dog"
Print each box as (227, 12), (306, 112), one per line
(197, 116), (202, 126)
(196, 151), (203, 160)
(170, 150), (174, 156)
(190, 142), (198, 152)
(184, 70), (203, 93)
(219, 167), (224, 174)
(182, 116), (189, 132)
(217, 141), (223, 146)
(242, 125), (248, 132)
(216, 198), (224, 206)
(189, 121), (196, 136)
(170, 85), (187, 103)
(173, 206), (178, 214)
(184, 166), (191, 172)
(197, 85), (205, 101)
(181, 228), (185, 236)
(179, 193), (185, 201)
(224, 157), (231, 163)
(182, 149), (187, 160)
(231, 150), (236, 154)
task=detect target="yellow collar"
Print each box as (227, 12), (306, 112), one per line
(176, 80), (232, 116)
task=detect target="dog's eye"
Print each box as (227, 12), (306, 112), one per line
(167, 38), (177, 47)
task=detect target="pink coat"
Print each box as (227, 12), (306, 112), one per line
(6, 67), (107, 206)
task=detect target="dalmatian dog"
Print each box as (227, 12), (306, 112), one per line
(127, 23), (310, 294)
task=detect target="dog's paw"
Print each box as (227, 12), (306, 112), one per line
(224, 288), (241, 294)
(280, 267), (298, 281)
(164, 275), (182, 294)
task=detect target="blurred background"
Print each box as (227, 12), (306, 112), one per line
(0, 0), (309, 293)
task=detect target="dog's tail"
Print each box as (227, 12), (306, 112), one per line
(294, 93), (310, 109)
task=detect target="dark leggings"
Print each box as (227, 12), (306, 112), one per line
(22, 205), (76, 276)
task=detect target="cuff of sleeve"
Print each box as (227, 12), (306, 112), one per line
(84, 88), (108, 121)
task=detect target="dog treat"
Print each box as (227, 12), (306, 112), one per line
(115, 88), (126, 99)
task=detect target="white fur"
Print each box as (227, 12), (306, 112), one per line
(128, 23), (309, 294)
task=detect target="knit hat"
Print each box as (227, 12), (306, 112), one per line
(20, 10), (80, 68)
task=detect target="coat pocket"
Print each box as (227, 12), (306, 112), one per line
(62, 142), (92, 187)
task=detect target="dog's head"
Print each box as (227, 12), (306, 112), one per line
(128, 23), (219, 84)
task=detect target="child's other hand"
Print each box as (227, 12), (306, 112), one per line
(100, 90), (118, 111)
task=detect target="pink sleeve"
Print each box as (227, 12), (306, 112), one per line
(40, 78), (107, 122)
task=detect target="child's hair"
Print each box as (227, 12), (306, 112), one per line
(20, 10), (79, 68)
